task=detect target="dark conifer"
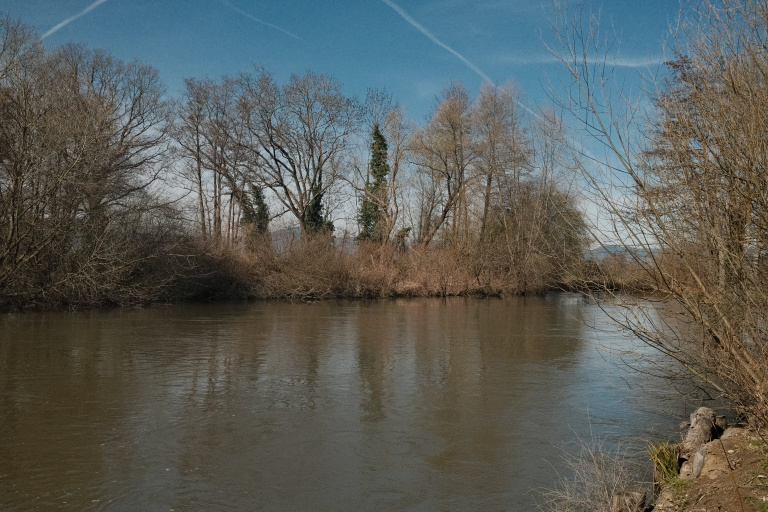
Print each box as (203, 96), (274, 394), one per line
(358, 123), (390, 241)
(240, 184), (270, 234)
(304, 184), (333, 234)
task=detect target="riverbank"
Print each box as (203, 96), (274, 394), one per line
(622, 408), (767, 512)
(653, 425), (768, 511)
(539, 407), (768, 512)
(0, 238), (582, 312)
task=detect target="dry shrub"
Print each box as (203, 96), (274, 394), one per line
(347, 242), (402, 297)
(264, 234), (352, 300)
(26, 227), (574, 310)
(1, 211), (205, 310)
(538, 437), (649, 512)
(397, 246), (475, 297)
(160, 238), (262, 302)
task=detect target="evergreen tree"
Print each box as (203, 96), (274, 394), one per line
(304, 184), (333, 234)
(358, 124), (390, 241)
(240, 184), (270, 234)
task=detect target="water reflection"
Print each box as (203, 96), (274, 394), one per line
(0, 295), (681, 511)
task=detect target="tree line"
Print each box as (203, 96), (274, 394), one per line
(0, 17), (188, 308)
(0, 14), (589, 309)
(172, 68), (586, 259)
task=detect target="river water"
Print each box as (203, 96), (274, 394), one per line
(0, 295), (685, 511)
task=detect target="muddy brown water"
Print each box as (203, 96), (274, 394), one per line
(0, 295), (684, 511)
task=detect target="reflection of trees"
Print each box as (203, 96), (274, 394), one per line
(0, 305), (269, 509)
(478, 295), (585, 361)
(344, 296), (589, 503)
(256, 302), (338, 409)
(1, 297), (604, 511)
(0, 311), (143, 507)
(402, 296), (586, 498)
(354, 304), (394, 423)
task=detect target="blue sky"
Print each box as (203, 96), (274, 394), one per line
(0, 0), (682, 121)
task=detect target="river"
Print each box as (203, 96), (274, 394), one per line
(0, 295), (685, 511)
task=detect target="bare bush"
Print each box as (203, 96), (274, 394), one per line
(262, 235), (352, 300)
(348, 242), (401, 297)
(538, 438), (649, 512)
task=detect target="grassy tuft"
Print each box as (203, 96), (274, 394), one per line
(647, 440), (689, 500)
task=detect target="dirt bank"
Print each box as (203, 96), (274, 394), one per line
(653, 426), (768, 511)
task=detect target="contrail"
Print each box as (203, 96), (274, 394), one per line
(377, 0), (589, 163)
(381, 1), (600, 206)
(220, 0), (301, 41)
(381, 0), (492, 84)
(380, 1), (539, 119)
(43, 0), (109, 39)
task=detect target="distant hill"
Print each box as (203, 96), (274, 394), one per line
(586, 245), (659, 261)
(587, 245), (629, 260)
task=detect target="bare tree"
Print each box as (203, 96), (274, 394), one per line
(173, 77), (250, 245)
(174, 78), (212, 238)
(472, 82), (531, 241)
(380, 105), (410, 243)
(546, 0), (768, 425)
(238, 69), (360, 235)
(477, 105), (585, 293)
(410, 83), (477, 246)
(0, 18), (178, 307)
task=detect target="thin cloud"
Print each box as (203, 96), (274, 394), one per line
(43, 0), (109, 39)
(377, 0), (592, 165)
(478, 1), (538, 14)
(609, 56), (666, 68)
(500, 53), (665, 68)
(381, 0), (493, 84)
(220, 0), (301, 41)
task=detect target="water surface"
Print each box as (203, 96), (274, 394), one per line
(0, 295), (683, 511)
